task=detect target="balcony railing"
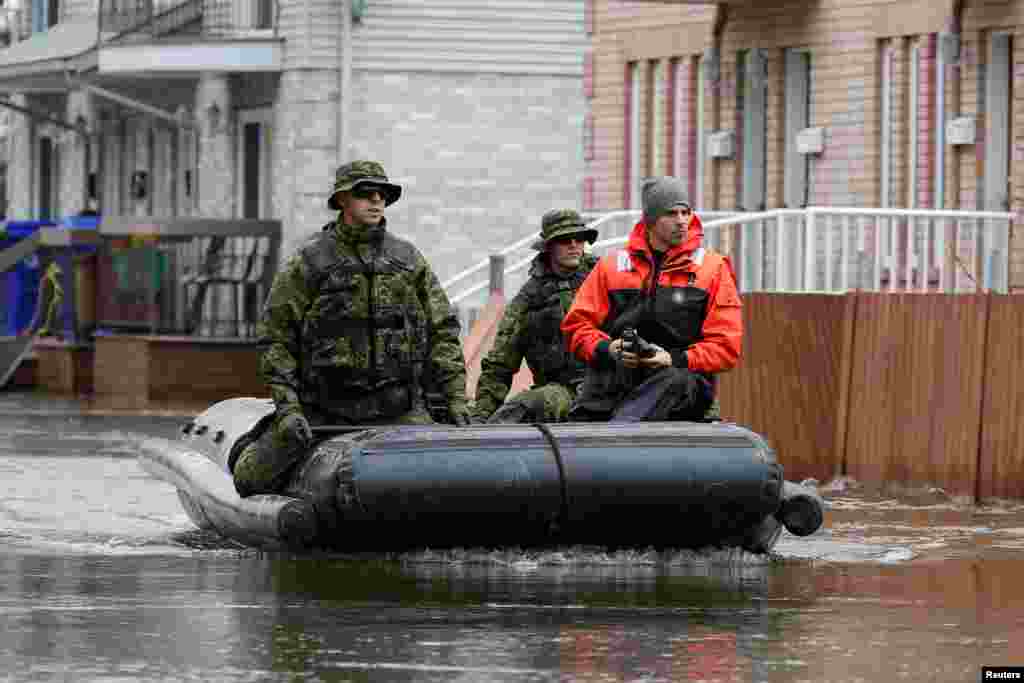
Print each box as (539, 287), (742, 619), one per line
(99, 0), (277, 42)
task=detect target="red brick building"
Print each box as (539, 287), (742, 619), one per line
(583, 0), (1023, 287)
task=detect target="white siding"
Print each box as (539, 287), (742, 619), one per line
(277, 0), (343, 70)
(61, 0), (98, 22)
(352, 0), (584, 75)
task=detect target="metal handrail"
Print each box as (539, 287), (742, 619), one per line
(450, 207), (1017, 304)
(444, 210), (654, 290)
(444, 209), (735, 302)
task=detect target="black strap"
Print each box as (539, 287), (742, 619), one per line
(532, 422), (569, 532)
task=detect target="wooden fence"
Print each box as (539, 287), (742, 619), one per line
(718, 293), (1024, 501)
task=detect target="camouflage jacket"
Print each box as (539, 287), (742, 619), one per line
(258, 218), (467, 421)
(473, 253), (597, 419)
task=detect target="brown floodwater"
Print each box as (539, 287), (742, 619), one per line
(1, 389), (1021, 682)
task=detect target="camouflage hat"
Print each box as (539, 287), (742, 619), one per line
(531, 209), (598, 250)
(327, 160), (403, 210)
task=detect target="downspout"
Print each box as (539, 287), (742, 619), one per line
(338, 0), (351, 164)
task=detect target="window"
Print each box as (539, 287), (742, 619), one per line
(651, 59), (666, 176)
(784, 49), (811, 208)
(984, 32), (1011, 212)
(31, 0), (59, 34)
(626, 62), (640, 208)
(739, 49), (767, 211)
(236, 0), (274, 31)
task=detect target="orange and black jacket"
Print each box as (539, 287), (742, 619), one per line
(561, 216), (743, 373)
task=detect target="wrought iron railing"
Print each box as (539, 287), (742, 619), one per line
(95, 217), (281, 339)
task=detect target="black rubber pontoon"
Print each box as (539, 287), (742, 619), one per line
(138, 397), (824, 553)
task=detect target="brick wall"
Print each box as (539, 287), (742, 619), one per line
(345, 70), (584, 284)
(589, 0), (1024, 289)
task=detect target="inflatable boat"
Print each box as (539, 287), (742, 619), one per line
(138, 397), (824, 553)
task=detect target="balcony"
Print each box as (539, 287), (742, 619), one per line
(100, 0), (278, 42)
(92, 0), (283, 75)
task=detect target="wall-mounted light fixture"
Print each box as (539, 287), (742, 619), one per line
(205, 101), (221, 135)
(130, 170), (148, 200)
(702, 47), (720, 84)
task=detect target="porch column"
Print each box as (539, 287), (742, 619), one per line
(273, 69), (338, 260)
(6, 93), (32, 220)
(61, 89), (95, 217)
(195, 73), (235, 219)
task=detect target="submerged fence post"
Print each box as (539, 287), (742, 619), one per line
(488, 254), (505, 295)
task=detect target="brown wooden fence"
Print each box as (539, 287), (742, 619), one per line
(718, 293), (1024, 501)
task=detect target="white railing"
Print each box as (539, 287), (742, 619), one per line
(687, 207), (1015, 294)
(447, 207), (1016, 309)
(445, 209), (736, 307)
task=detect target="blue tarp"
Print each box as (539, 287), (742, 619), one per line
(2, 220), (55, 336)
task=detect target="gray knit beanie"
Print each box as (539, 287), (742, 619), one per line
(641, 176), (690, 225)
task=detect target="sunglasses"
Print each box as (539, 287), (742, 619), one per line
(351, 186), (385, 200)
(552, 235), (589, 245)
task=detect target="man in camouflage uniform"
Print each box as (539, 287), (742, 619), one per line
(471, 209), (598, 424)
(233, 160), (469, 497)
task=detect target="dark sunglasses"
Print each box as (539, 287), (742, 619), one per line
(552, 234), (589, 245)
(351, 186), (385, 200)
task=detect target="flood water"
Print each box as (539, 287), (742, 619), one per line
(1, 390), (1022, 682)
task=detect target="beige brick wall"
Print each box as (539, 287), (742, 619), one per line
(590, 0), (1024, 289)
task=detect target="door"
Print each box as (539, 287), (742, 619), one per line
(38, 137), (52, 221)
(236, 107), (273, 219)
(984, 31), (1012, 290)
(738, 49), (767, 291)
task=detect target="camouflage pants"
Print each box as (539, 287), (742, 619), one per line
(232, 404), (434, 497)
(487, 383), (576, 424)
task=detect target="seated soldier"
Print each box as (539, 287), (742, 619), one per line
(472, 209), (598, 424)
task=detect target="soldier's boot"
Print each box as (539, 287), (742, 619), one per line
(487, 393), (545, 424)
